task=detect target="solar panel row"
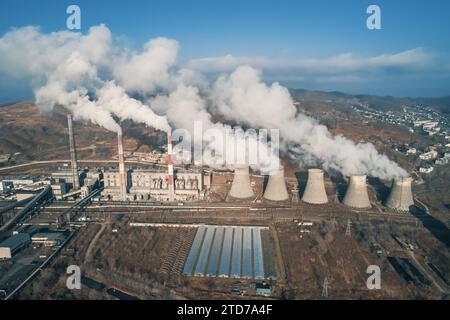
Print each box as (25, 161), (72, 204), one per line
(253, 227), (265, 279)
(218, 227), (233, 277)
(183, 225), (267, 279)
(206, 226), (224, 276)
(182, 226), (206, 276)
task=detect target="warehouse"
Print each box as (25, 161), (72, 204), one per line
(182, 225), (272, 279)
(0, 233), (31, 260)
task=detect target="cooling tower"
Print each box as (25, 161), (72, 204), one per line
(67, 115), (79, 190)
(302, 169), (328, 204)
(342, 175), (371, 209)
(263, 166), (289, 201)
(117, 127), (127, 201)
(229, 165), (254, 199)
(385, 177), (414, 211)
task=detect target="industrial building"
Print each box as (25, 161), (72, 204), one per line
(101, 129), (209, 202)
(103, 168), (207, 201)
(183, 225), (271, 280)
(0, 233), (31, 260)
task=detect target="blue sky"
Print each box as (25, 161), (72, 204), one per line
(0, 0), (450, 100)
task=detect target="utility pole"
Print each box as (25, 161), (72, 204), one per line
(322, 277), (329, 298)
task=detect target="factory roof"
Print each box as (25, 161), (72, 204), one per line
(0, 233), (31, 251)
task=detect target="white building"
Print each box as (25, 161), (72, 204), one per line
(103, 168), (210, 202)
(0, 233), (31, 260)
(419, 165), (434, 174)
(419, 150), (438, 161)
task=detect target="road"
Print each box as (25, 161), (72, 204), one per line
(0, 159), (181, 173)
(84, 223), (106, 264)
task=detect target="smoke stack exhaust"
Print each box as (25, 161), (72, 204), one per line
(386, 177), (414, 212)
(67, 114), (79, 190)
(342, 175), (371, 209)
(263, 166), (289, 201)
(117, 127), (127, 201)
(229, 165), (254, 199)
(167, 132), (175, 201)
(302, 168), (328, 204)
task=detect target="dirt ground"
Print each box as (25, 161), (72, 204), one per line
(16, 213), (449, 300)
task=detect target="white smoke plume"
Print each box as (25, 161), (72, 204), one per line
(96, 81), (171, 133)
(0, 24), (407, 178)
(211, 66), (408, 179)
(150, 84), (280, 172)
(113, 37), (179, 93)
(0, 25), (171, 133)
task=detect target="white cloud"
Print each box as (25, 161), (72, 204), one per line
(187, 48), (447, 83)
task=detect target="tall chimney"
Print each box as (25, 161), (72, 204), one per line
(263, 166), (289, 201)
(229, 165), (254, 199)
(385, 177), (414, 212)
(117, 127), (127, 201)
(167, 132), (175, 201)
(302, 168), (328, 204)
(342, 175), (371, 209)
(67, 114), (79, 190)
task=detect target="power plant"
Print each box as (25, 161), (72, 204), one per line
(67, 114), (79, 190)
(342, 175), (371, 209)
(263, 166), (289, 201)
(229, 165), (254, 199)
(302, 168), (328, 204)
(385, 177), (414, 212)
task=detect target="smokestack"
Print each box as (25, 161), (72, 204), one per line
(302, 168), (328, 204)
(263, 166), (289, 201)
(167, 132), (175, 202)
(385, 177), (414, 212)
(117, 127), (127, 201)
(67, 114), (79, 190)
(342, 175), (371, 209)
(229, 165), (254, 199)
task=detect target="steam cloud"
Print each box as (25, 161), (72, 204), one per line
(0, 24), (408, 179)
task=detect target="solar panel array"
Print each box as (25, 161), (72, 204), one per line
(182, 225), (269, 279)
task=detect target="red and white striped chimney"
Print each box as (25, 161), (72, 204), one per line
(167, 132), (175, 201)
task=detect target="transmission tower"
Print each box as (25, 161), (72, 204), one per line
(322, 277), (329, 298)
(345, 219), (352, 237)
